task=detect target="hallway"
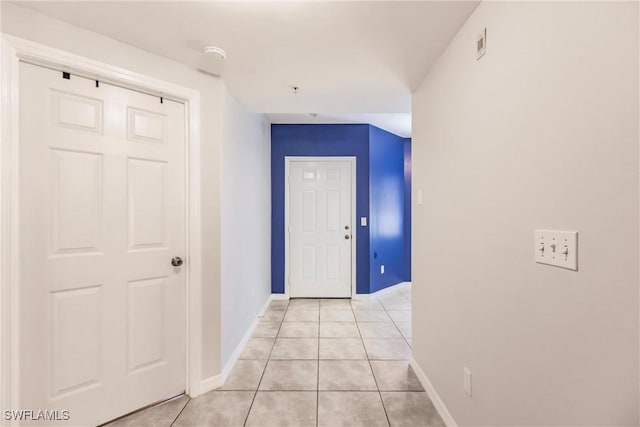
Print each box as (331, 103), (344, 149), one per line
(107, 285), (443, 427)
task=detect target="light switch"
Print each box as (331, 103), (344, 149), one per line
(361, 217), (367, 227)
(535, 230), (578, 271)
(417, 189), (424, 206)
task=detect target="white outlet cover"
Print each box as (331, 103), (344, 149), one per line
(380, 265), (385, 274)
(535, 230), (578, 271)
(477, 28), (486, 60)
(464, 367), (472, 397)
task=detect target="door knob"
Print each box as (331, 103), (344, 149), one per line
(344, 235), (350, 240)
(171, 257), (184, 267)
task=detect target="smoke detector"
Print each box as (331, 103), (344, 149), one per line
(203, 46), (227, 60)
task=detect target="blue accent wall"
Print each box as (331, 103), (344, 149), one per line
(368, 126), (406, 293)
(403, 138), (412, 281)
(271, 124), (371, 294)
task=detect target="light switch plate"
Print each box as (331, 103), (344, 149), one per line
(535, 230), (578, 271)
(417, 189), (424, 206)
(361, 217), (367, 227)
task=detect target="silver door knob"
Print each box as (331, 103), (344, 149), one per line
(171, 257), (183, 267)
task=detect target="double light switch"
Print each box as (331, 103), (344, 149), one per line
(535, 230), (578, 271)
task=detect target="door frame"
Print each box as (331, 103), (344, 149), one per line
(284, 156), (357, 299)
(0, 34), (204, 416)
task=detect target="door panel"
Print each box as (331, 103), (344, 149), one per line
(289, 160), (353, 298)
(19, 62), (186, 426)
(50, 286), (103, 397)
(50, 149), (103, 254)
(128, 158), (167, 249)
(128, 277), (166, 373)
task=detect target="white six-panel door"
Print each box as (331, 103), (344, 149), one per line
(18, 62), (186, 426)
(288, 160), (353, 298)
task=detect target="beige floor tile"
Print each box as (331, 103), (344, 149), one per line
(370, 361), (423, 391)
(387, 310), (411, 323)
(253, 321), (281, 338)
(319, 360), (377, 390)
(380, 392), (444, 427)
(245, 391), (317, 427)
(351, 300), (384, 311)
(354, 310), (392, 322)
(220, 359), (267, 390)
(268, 300), (290, 310)
(319, 338), (367, 359)
(377, 295), (407, 305)
(239, 338), (275, 359)
(363, 339), (411, 360)
(261, 309), (286, 322)
(270, 338), (319, 359)
(288, 299), (320, 309)
(173, 391), (254, 427)
(284, 309), (319, 322)
(380, 301), (412, 310)
(395, 322), (412, 339)
(106, 395), (189, 427)
(320, 308), (356, 322)
(259, 360), (318, 390)
(319, 321), (360, 338)
(358, 322), (403, 338)
(318, 392), (389, 427)
(320, 299), (352, 309)
(278, 321), (319, 338)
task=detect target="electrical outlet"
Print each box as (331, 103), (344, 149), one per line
(380, 265), (385, 274)
(464, 367), (472, 397)
(477, 28), (486, 60)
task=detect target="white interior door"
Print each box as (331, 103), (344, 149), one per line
(288, 159), (353, 298)
(18, 62), (186, 426)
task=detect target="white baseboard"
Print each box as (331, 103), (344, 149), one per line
(353, 281), (411, 301)
(409, 356), (457, 427)
(270, 293), (289, 300)
(199, 294), (274, 394)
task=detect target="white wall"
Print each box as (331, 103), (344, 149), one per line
(0, 3), (267, 383)
(221, 92), (271, 366)
(412, 2), (639, 425)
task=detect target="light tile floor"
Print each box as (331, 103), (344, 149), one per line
(106, 285), (444, 427)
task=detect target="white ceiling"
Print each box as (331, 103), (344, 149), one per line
(16, 1), (478, 131)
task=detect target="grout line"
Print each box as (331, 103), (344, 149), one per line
(351, 299), (392, 427)
(169, 396), (190, 427)
(377, 292), (412, 349)
(242, 301), (287, 427)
